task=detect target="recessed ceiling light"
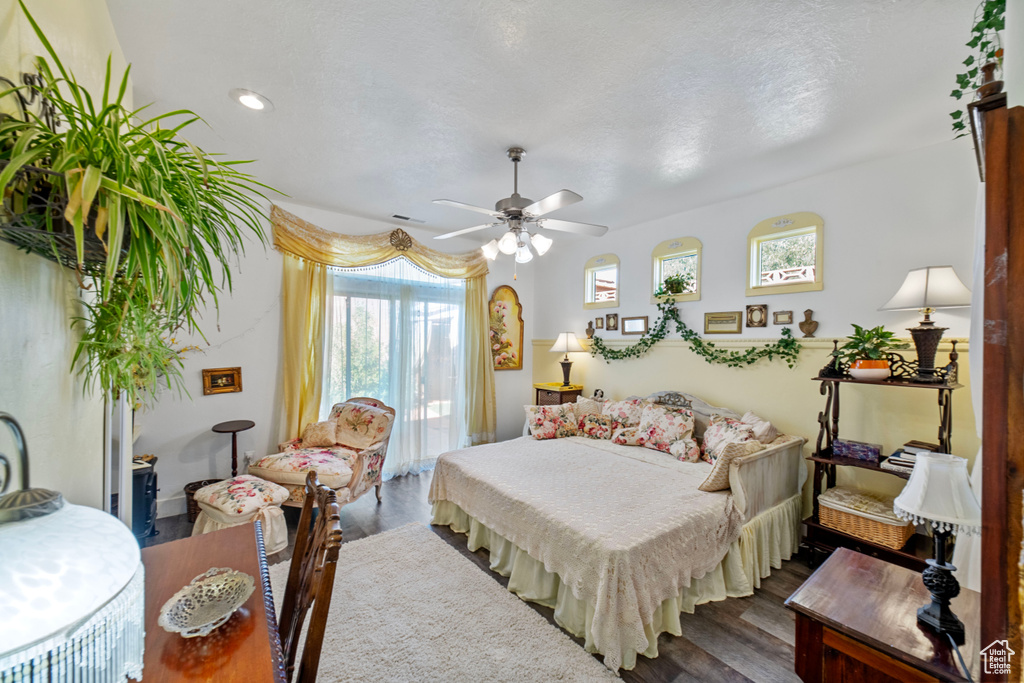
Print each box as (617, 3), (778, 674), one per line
(228, 88), (273, 111)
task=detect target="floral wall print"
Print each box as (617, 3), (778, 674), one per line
(489, 285), (524, 371)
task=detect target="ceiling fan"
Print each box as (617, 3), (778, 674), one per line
(433, 147), (608, 263)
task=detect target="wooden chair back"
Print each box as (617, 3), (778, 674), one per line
(278, 471), (343, 682)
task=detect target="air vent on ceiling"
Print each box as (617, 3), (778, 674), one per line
(392, 214), (426, 224)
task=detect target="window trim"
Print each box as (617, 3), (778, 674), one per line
(745, 211), (824, 297)
(583, 253), (620, 310)
(651, 237), (702, 304)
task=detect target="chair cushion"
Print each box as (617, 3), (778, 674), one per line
(193, 475), (290, 518)
(249, 449), (355, 488)
(332, 403), (393, 450)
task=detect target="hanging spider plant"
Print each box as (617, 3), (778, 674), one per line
(0, 1), (279, 404)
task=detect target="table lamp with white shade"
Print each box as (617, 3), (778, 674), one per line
(893, 452), (981, 644)
(879, 266), (971, 383)
(0, 413), (145, 681)
(550, 332), (586, 387)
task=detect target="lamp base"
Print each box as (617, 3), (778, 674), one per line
(917, 530), (965, 644)
(559, 360), (573, 387)
(908, 320), (947, 384)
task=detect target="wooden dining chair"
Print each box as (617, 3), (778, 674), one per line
(278, 471), (343, 682)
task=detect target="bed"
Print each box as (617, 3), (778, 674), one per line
(428, 393), (806, 672)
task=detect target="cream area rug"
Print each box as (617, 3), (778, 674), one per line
(269, 523), (617, 682)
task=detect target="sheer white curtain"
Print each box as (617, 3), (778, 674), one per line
(321, 257), (466, 479)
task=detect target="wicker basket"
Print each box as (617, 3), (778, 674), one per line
(184, 479), (223, 523)
(818, 487), (915, 550)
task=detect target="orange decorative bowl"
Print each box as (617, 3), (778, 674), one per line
(850, 359), (890, 380)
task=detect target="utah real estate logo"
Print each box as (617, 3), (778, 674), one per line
(981, 640), (1015, 676)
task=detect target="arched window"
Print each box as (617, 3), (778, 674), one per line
(583, 253), (619, 309)
(651, 237), (701, 303)
(746, 212), (824, 296)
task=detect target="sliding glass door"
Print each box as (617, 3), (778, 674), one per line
(323, 258), (465, 478)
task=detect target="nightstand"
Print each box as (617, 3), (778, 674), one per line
(533, 382), (583, 406)
(785, 548), (979, 682)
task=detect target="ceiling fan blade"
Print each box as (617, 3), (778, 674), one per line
(536, 218), (608, 237)
(434, 223), (497, 240)
(433, 199), (503, 218)
(522, 190), (583, 218)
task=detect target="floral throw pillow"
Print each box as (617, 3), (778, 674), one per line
(702, 415), (756, 463)
(741, 411), (779, 444)
(574, 396), (605, 425)
(670, 438), (702, 463)
(301, 419), (338, 448)
(636, 404), (697, 454)
(524, 403), (578, 440)
(611, 427), (641, 446)
(334, 403), (392, 450)
(579, 414), (614, 440)
(602, 398), (647, 430)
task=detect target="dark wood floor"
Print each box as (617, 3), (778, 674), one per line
(149, 471), (810, 682)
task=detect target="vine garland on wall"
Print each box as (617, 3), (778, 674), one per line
(588, 300), (802, 368)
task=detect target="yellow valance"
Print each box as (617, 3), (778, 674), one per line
(271, 204), (489, 279)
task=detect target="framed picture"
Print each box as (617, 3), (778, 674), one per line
(746, 304), (768, 328)
(704, 311), (742, 334)
(605, 313), (619, 331)
(621, 316), (648, 335)
(773, 310), (794, 325)
(202, 367), (242, 395)
(489, 285), (524, 371)
(595, 317), (604, 330)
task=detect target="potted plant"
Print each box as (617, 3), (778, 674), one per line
(838, 324), (909, 380)
(658, 273), (694, 296)
(0, 2), (277, 404)
(950, 0), (1005, 136)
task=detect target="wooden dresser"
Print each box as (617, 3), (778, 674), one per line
(534, 382), (582, 405)
(785, 548), (979, 682)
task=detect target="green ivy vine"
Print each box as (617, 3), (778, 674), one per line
(950, 0), (1005, 136)
(589, 300), (802, 368)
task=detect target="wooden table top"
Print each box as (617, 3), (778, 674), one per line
(212, 420), (256, 434)
(136, 523), (285, 682)
(785, 547), (980, 681)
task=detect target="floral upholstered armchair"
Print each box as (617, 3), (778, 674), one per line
(249, 398), (395, 508)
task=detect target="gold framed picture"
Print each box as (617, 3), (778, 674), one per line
(621, 316), (648, 335)
(489, 285), (524, 371)
(773, 310), (794, 325)
(746, 304), (768, 328)
(202, 367), (242, 395)
(704, 311), (742, 334)
(606, 313), (619, 331)
(595, 317), (604, 330)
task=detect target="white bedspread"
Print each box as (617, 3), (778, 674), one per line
(428, 436), (744, 671)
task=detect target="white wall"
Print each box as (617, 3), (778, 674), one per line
(0, 0), (129, 509)
(137, 200), (534, 516)
(533, 139), (978, 342)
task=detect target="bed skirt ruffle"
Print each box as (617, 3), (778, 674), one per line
(431, 493), (802, 671)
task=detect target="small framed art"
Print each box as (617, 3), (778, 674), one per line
(202, 367), (242, 396)
(773, 310), (794, 325)
(621, 316), (648, 335)
(606, 313), (619, 331)
(704, 311), (742, 334)
(595, 317), (604, 330)
(746, 304), (768, 328)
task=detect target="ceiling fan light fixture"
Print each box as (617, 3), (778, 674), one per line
(515, 242), (534, 264)
(481, 239), (500, 260)
(531, 232), (553, 256)
(498, 231), (518, 255)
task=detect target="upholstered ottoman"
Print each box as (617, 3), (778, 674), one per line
(191, 475), (290, 554)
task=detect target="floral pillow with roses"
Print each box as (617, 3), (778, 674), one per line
(601, 398), (648, 430)
(702, 414), (757, 463)
(524, 403), (578, 439)
(636, 404), (700, 460)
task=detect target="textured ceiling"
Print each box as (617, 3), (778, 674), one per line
(105, 1), (973, 239)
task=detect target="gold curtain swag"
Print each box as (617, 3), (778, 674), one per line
(272, 205), (497, 445)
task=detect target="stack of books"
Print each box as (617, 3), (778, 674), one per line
(880, 440), (940, 474)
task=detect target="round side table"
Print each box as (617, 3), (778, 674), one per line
(212, 420), (255, 477)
